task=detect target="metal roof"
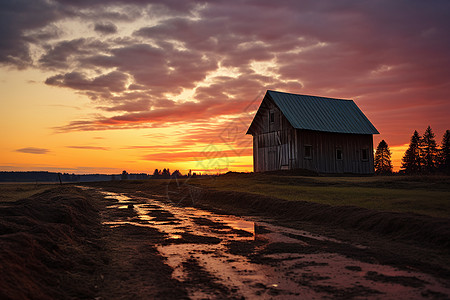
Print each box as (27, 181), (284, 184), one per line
(248, 90), (379, 135)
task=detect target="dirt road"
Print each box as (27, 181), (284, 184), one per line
(84, 186), (450, 299)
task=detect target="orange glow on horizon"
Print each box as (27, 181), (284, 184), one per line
(388, 144), (409, 172)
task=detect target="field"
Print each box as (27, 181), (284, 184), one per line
(2, 175), (449, 218)
(186, 173), (450, 218)
(0, 183), (55, 202)
(1, 175), (450, 299)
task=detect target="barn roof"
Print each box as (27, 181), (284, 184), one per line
(247, 90), (379, 135)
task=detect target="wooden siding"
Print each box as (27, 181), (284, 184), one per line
(292, 130), (374, 174)
(251, 95), (375, 174)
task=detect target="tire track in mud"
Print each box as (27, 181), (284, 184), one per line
(84, 189), (188, 300)
(89, 187), (450, 299)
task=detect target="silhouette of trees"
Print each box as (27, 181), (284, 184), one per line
(439, 130), (450, 174)
(121, 170), (128, 180)
(152, 168), (173, 178)
(400, 127), (450, 175)
(374, 140), (393, 174)
(401, 130), (422, 174)
(162, 168), (170, 178)
(171, 170), (182, 178)
(420, 126), (438, 173)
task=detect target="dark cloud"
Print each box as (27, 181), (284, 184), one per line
(66, 146), (109, 150)
(0, 0), (61, 67)
(94, 22), (118, 34)
(15, 147), (49, 154)
(39, 39), (89, 69)
(45, 70), (129, 94)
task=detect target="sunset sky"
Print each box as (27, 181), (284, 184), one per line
(1, 0), (449, 174)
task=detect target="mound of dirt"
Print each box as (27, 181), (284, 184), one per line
(0, 186), (104, 300)
(193, 189), (450, 250)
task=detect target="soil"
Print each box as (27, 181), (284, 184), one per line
(1, 183), (450, 299)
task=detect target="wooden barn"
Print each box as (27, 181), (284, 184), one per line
(247, 90), (379, 174)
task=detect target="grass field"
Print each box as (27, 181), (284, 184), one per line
(0, 183), (55, 202)
(185, 174), (450, 218)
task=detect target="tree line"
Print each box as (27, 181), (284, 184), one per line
(151, 169), (204, 179)
(374, 126), (450, 175)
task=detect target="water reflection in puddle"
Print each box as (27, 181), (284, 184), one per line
(169, 234), (182, 239)
(96, 188), (450, 299)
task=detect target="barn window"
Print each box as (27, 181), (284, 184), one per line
(361, 148), (369, 161)
(304, 145), (312, 159)
(269, 111), (274, 123)
(336, 148), (343, 160)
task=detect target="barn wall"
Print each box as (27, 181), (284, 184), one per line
(293, 130), (374, 174)
(251, 96), (296, 172)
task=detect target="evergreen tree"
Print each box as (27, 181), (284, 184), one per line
(439, 130), (450, 174)
(421, 126), (438, 173)
(374, 140), (393, 174)
(401, 130), (421, 174)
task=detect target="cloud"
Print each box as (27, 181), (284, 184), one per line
(0, 0), (61, 67)
(66, 146), (109, 150)
(99, 99), (151, 112)
(39, 39), (87, 69)
(142, 148), (252, 162)
(1, 0), (450, 148)
(94, 22), (117, 34)
(15, 147), (50, 154)
(45, 70), (129, 94)
(53, 95), (258, 133)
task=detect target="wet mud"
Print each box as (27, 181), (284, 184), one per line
(91, 187), (450, 299)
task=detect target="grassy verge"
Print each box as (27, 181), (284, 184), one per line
(185, 174), (450, 218)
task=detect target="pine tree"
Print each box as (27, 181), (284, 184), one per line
(421, 126), (438, 173)
(374, 140), (393, 174)
(439, 130), (450, 174)
(401, 130), (421, 174)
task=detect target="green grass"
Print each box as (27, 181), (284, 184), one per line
(186, 174), (450, 218)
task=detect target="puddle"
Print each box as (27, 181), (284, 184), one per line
(101, 191), (132, 202)
(95, 188), (450, 299)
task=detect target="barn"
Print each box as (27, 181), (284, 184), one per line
(247, 90), (379, 174)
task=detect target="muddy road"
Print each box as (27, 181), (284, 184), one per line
(82, 186), (450, 299)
